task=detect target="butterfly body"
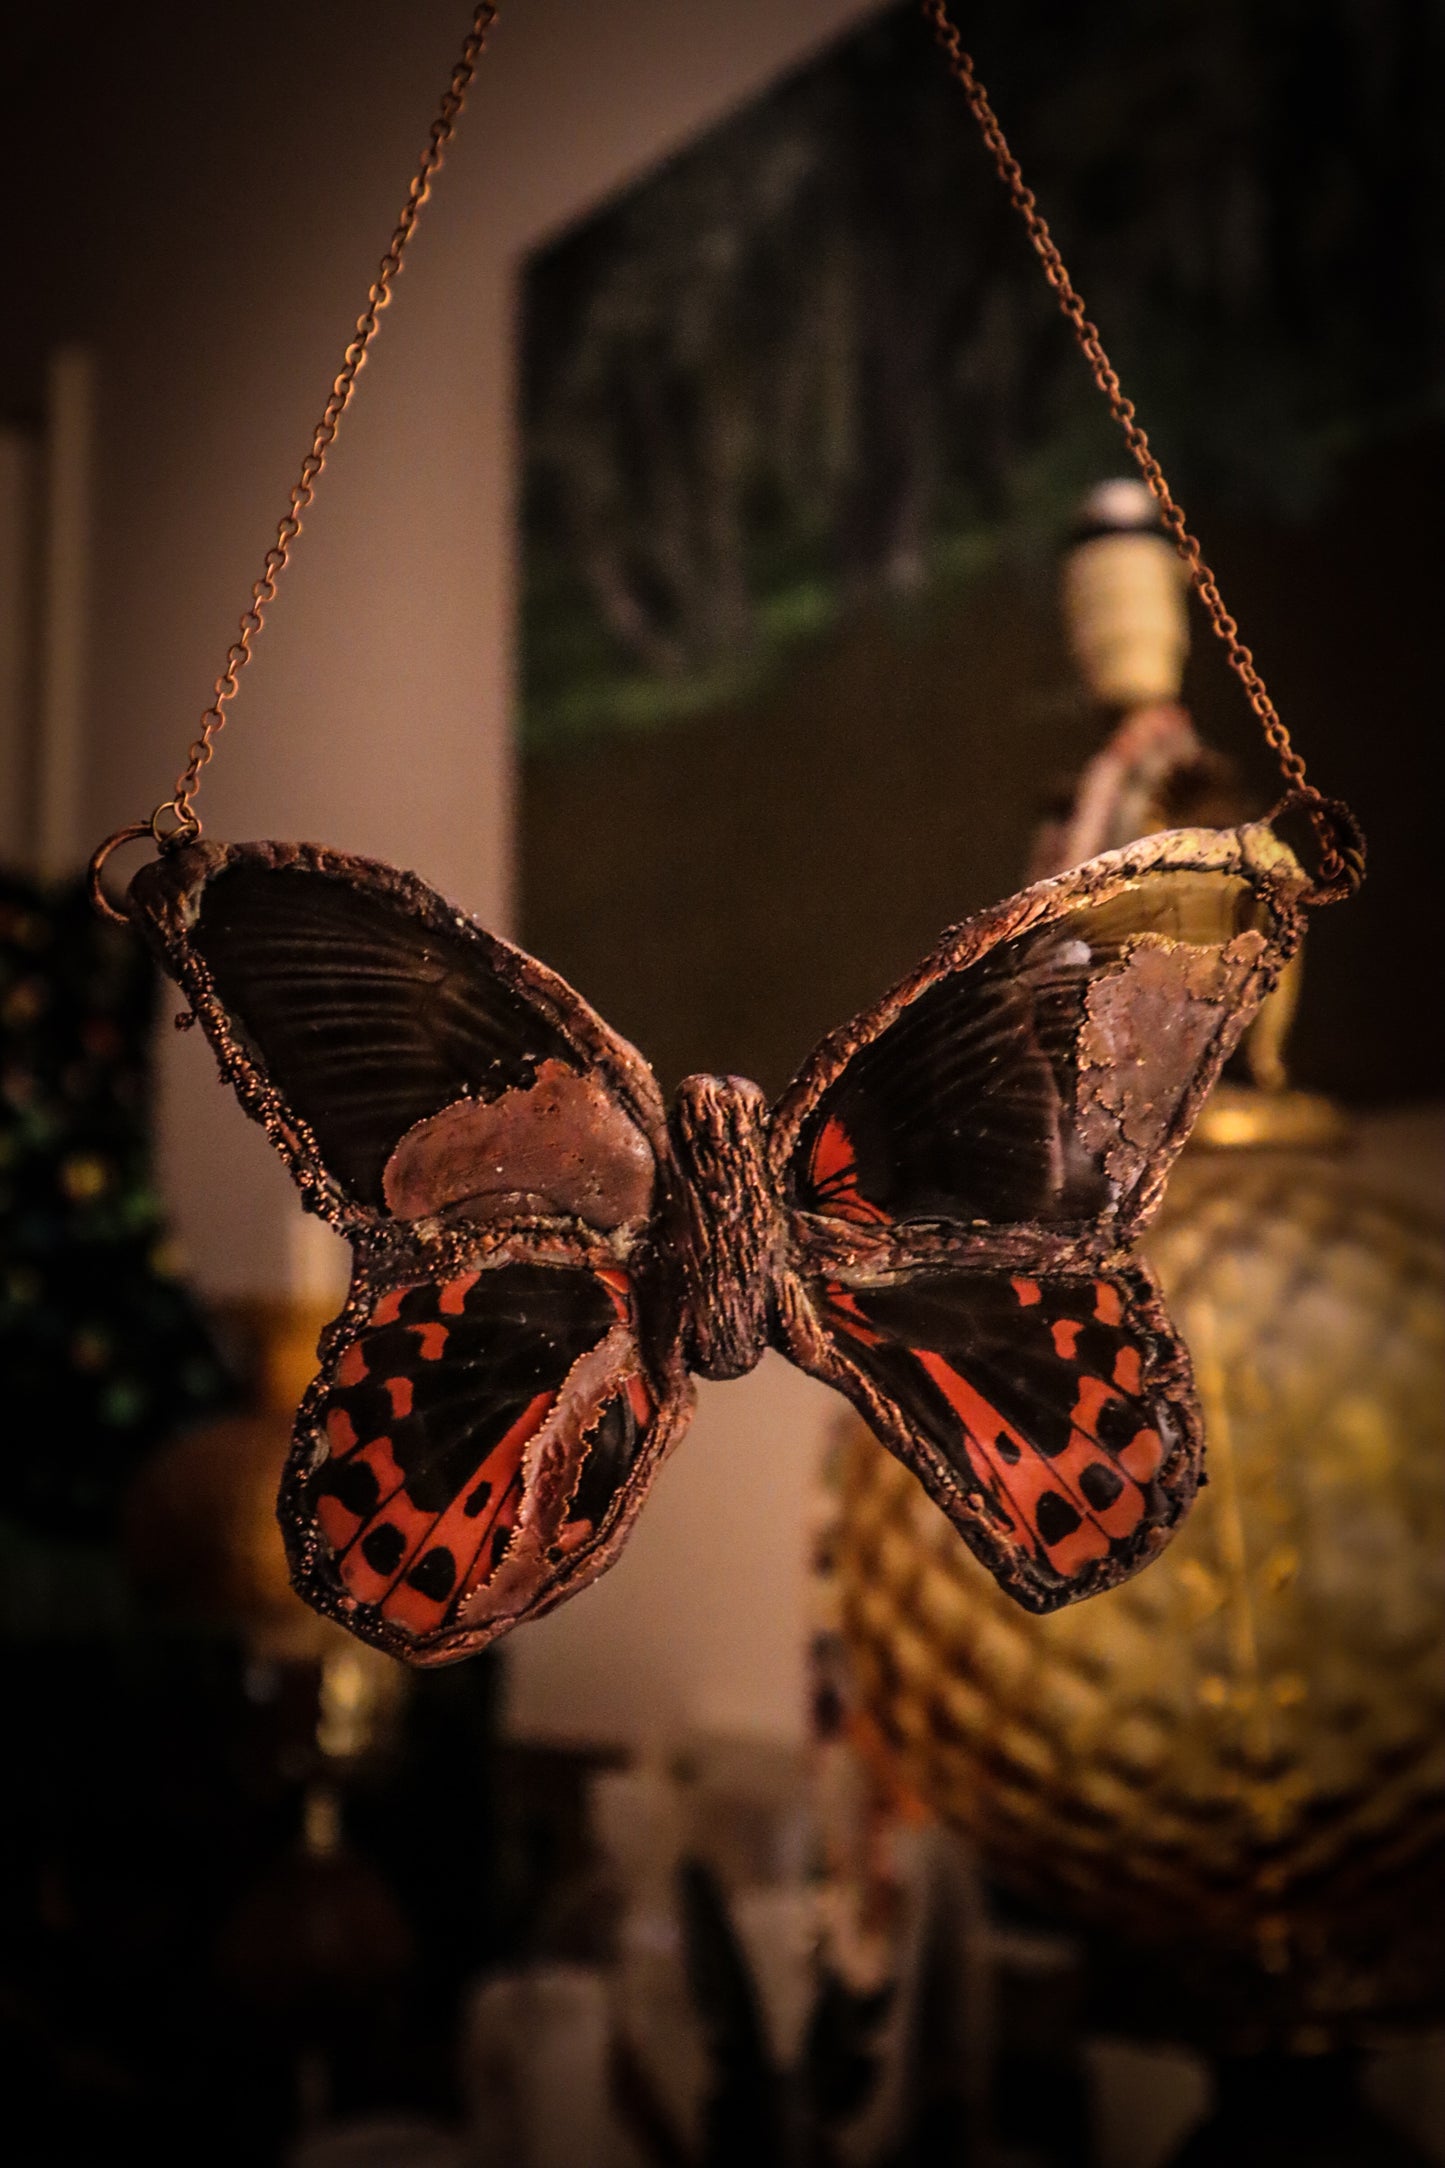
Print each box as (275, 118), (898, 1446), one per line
(668, 1072), (779, 1380)
(128, 821), (1307, 1664)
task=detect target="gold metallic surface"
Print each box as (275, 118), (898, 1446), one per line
(1192, 1084), (1351, 1153)
(834, 1121), (1445, 2041)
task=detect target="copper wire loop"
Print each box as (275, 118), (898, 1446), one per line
(922, 0), (1362, 901)
(87, 823), (154, 923)
(1269, 792), (1367, 907)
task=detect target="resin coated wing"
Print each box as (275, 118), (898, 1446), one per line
(127, 841), (691, 1660)
(800, 1262), (1195, 1611)
(773, 823), (1307, 1245)
(126, 840), (669, 1234)
(772, 823), (1309, 1612)
(286, 1232), (693, 1663)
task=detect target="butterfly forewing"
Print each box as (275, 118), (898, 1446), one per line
(128, 841), (669, 1226)
(776, 828), (1308, 1243)
(288, 1244), (691, 1662)
(190, 858), (579, 1206)
(811, 1263), (1197, 1611)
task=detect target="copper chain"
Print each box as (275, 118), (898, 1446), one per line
(922, 0), (1358, 897)
(93, 0), (1358, 912)
(154, 3), (500, 845)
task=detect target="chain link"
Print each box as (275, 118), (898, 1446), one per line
(98, 0), (1356, 910)
(156, 3), (501, 841)
(922, 0), (1357, 897)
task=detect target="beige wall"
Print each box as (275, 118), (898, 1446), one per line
(77, 0), (886, 1295)
(54, 0), (887, 1742)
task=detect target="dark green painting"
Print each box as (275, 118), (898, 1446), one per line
(521, 0), (1442, 754)
(519, 1), (1441, 1107)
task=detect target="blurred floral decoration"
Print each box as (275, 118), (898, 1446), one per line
(522, 0), (1442, 749)
(456, 1736), (987, 2168)
(0, 871), (232, 1597)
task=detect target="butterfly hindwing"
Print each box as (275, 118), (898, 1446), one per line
(127, 840), (668, 1230)
(286, 1236), (693, 1662)
(773, 823), (1308, 1245)
(808, 1262), (1197, 1611)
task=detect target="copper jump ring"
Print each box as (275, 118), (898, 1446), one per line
(86, 823), (154, 924)
(86, 799), (204, 922)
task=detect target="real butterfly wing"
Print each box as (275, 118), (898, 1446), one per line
(772, 822), (1308, 1243)
(286, 1239), (694, 1663)
(794, 1262), (1197, 1612)
(126, 840), (668, 1229)
(771, 823), (1308, 1610)
(126, 842), (683, 1660)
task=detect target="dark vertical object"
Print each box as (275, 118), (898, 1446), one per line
(678, 1856), (786, 2168)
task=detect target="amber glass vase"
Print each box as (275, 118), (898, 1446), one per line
(834, 1100), (1445, 2051)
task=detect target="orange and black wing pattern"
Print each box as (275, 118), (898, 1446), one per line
(286, 1245), (690, 1664)
(812, 1265), (1194, 1611)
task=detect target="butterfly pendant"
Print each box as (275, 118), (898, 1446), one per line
(127, 822), (1307, 1666)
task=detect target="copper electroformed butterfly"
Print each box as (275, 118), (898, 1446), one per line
(127, 820), (1308, 1664)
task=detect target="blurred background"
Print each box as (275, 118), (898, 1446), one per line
(1, 2), (1440, 2162)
